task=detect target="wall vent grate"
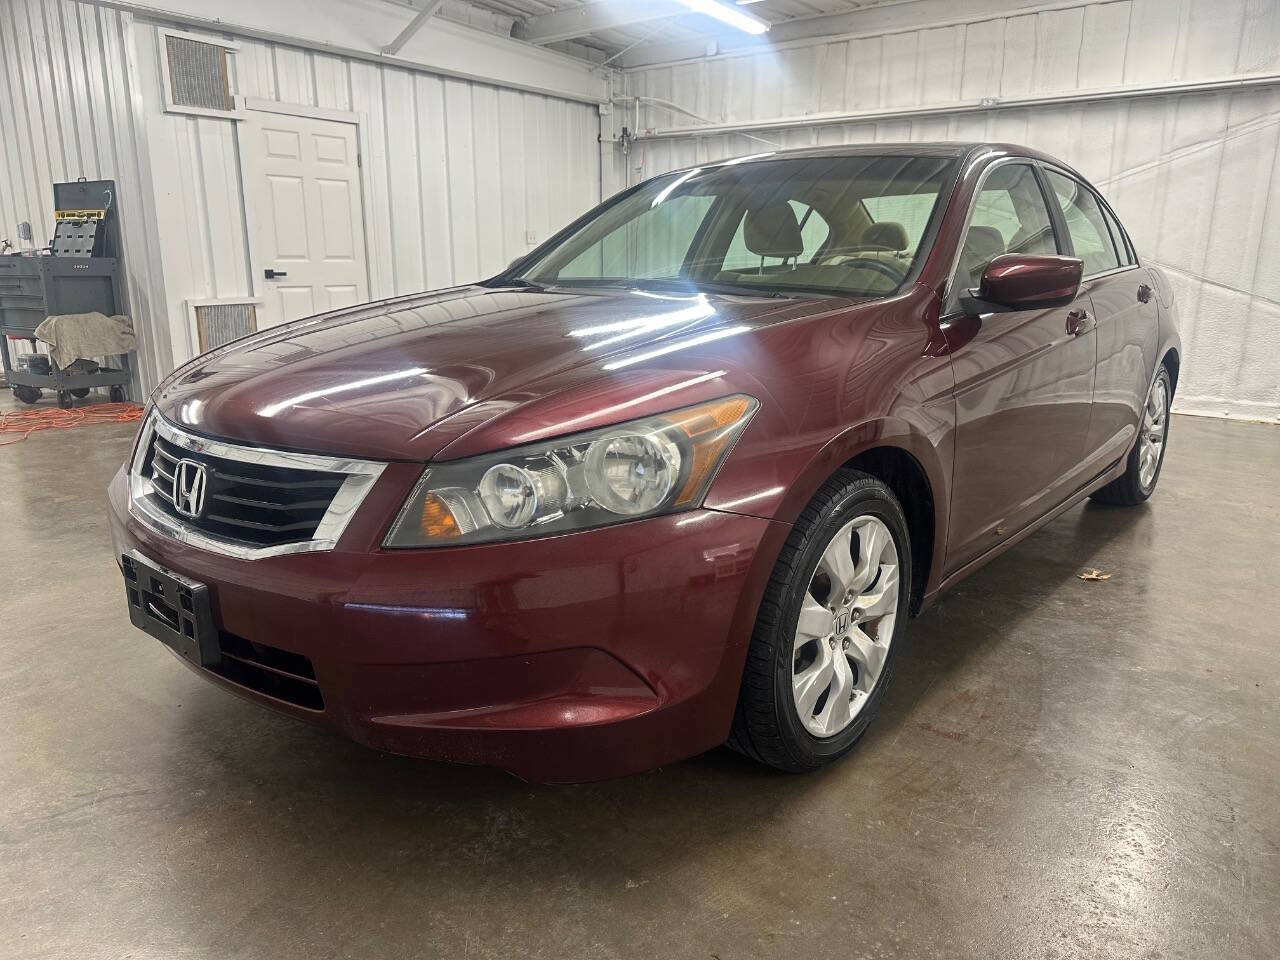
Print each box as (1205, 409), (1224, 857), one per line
(195, 302), (257, 353)
(165, 35), (232, 111)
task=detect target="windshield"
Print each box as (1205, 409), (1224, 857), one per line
(511, 154), (958, 299)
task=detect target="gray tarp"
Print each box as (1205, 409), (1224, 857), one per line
(33, 312), (136, 369)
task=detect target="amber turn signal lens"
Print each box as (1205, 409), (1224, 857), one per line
(419, 491), (462, 540)
(669, 395), (754, 506)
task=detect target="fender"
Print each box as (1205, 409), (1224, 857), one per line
(752, 414), (952, 604)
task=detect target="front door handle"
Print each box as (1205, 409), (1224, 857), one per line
(1066, 309), (1089, 336)
(264, 268), (288, 280)
(1137, 283), (1152, 303)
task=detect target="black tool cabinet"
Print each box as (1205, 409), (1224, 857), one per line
(0, 179), (132, 407)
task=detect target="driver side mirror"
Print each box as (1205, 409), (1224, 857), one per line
(958, 254), (1083, 314)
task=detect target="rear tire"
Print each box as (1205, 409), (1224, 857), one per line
(1091, 365), (1172, 506)
(728, 470), (911, 773)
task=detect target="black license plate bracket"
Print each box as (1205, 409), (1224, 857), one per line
(122, 551), (220, 667)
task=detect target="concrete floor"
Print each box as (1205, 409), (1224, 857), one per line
(2, 404), (1278, 960)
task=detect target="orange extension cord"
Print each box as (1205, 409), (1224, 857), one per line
(0, 400), (143, 446)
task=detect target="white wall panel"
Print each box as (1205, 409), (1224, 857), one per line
(623, 0), (1280, 421)
(131, 25), (601, 379)
(0, 0), (601, 395)
(0, 0), (171, 391)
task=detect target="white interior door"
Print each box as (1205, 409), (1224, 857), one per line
(239, 110), (369, 328)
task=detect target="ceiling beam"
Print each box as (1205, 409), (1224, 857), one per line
(382, 0), (446, 55)
(514, 0), (691, 45)
(87, 0), (609, 103)
(619, 0), (1103, 68)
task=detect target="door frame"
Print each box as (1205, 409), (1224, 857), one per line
(233, 97), (373, 319)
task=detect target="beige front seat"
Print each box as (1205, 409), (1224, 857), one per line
(957, 225), (1006, 288)
(742, 200), (804, 263)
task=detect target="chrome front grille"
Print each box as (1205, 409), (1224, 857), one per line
(146, 432), (347, 546)
(129, 413), (386, 559)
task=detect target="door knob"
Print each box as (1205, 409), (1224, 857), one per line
(1066, 309), (1089, 336)
(264, 268), (288, 279)
(1137, 283), (1152, 303)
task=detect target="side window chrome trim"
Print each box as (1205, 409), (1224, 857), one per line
(940, 156), (1062, 311)
(1039, 162), (1137, 269)
(1080, 263), (1141, 282)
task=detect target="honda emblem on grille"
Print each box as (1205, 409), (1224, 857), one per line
(173, 459), (208, 519)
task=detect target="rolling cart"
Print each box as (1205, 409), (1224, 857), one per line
(0, 179), (131, 408)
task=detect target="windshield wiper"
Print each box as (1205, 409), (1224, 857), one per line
(495, 276), (830, 300)
(624, 277), (798, 299)
(491, 277), (547, 291)
(688, 281), (797, 299)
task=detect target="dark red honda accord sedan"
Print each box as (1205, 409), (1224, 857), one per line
(109, 142), (1180, 782)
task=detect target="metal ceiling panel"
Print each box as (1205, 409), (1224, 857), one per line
(452, 0), (916, 58)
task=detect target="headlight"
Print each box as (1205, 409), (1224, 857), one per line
(384, 394), (758, 547)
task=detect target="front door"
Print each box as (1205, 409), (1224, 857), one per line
(943, 161), (1097, 575)
(239, 110), (369, 328)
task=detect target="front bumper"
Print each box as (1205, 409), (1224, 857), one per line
(108, 467), (785, 782)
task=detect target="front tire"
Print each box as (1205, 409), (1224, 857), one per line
(728, 470), (911, 773)
(1091, 365), (1172, 506)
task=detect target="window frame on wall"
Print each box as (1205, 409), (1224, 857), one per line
(158, 28), (244, 120)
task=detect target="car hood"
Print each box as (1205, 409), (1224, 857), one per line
(153, 284), (851, 461)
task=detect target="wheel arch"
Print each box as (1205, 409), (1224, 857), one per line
(769, 419), (948, 617)
(1161, 346), (1180, 396)
(840, 446), (935, 616)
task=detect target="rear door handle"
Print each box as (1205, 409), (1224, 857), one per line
(1066, 309), (1089, 336)
(264, 268), (288, 279)
(1137, 283), (1152, 303)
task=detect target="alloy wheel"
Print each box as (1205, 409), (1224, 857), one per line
(792, 515), (900, 738)
(1139, 375), (1169, 491)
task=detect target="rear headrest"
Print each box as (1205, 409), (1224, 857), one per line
(861, 221), (908, 251)
(744, 200), (803, 258)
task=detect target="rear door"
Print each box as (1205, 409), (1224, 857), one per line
(943, 160), (1098, 575)
(1043, 168), (1160, 475)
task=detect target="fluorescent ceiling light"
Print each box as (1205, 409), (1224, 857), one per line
(677, 0), (769, 34)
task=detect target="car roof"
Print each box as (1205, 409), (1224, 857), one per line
(658, 141), (1087, 182)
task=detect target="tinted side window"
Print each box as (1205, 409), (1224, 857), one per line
(1098, 200), (1135, 265)
(950, 163), (1059, 303)
(1045, 170), (1121, 276)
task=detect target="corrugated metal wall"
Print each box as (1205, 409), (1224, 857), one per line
(0, 0), (170, 389)
(624, 0), (1280, 421)
(0, 0), (601, 393)
(134, 20), (601, 379)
